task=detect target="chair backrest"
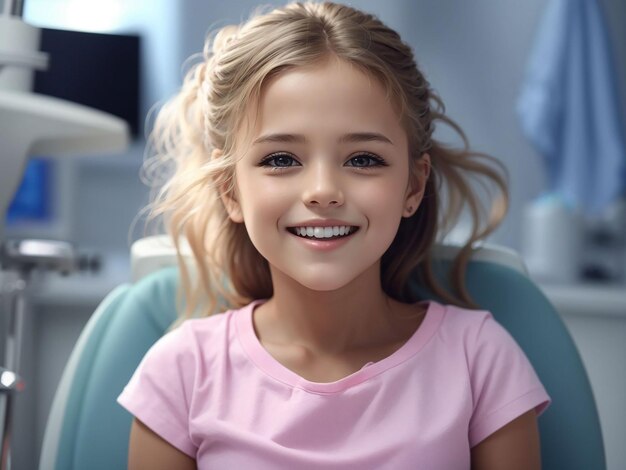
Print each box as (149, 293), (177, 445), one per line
(39, 237), (606, 469)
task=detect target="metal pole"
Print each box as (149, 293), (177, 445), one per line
(0, 240), (82, 468)
(0, 272), (26, 470)
(2, 0), (24, 17)
(4, 278), (25, 376)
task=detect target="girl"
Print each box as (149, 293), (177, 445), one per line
(118, 2), (551, 469)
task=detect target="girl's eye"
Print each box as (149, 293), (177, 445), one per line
(346, 153), (388, 169)
(258, 152), (388, 171)
(259, 153), (300, 170)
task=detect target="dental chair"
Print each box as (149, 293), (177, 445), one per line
(38, 236), (606, 469)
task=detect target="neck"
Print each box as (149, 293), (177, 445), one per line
(256, 261), (411, 356)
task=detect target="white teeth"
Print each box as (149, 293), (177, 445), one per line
(294, 226), (355, 239)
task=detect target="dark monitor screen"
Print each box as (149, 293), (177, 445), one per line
(34, 27), (141, 137)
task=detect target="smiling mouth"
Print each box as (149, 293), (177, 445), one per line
(287, 226), (360, 240)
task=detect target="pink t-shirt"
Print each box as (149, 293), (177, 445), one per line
(117, 299), (551, 469)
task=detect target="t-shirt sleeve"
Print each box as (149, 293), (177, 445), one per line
(467, 312), (552, 448)
(117, 321), (198, 458)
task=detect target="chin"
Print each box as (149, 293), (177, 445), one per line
(292, 271), (362, 292)
(270, 261), (377, 293)
(300, 281), (349, 292)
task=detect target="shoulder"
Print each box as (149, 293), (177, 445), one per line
(433, 302), (496, 347)
(439, 302), (493, 327)
(118, 310), (232, 417)
(436, 303), (529, 372)
(435, 303), (547, 402)
(441, 305), (552, 446)
(137, 311), (230, 377)
(433, 303), (551, 449)
(154, 314), (217, 350)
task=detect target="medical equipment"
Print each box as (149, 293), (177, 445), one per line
(0, 0), (130, 467)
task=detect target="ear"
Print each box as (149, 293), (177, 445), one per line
(212, 148), (244, 223)
(403, 153), (431, 218)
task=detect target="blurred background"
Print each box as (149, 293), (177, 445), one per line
(0, 0), (624, 468)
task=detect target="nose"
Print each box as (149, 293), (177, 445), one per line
(301, 161), (344, 208)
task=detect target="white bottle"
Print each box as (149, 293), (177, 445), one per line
(522, 193), (583, 284)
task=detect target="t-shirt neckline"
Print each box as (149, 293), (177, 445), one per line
(236, 298), (443, 393)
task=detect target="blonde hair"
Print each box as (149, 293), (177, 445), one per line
(139, 1), (509, 332)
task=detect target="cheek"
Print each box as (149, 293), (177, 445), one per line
(358, 178), (405, 216)
(242, 179), (290, 218)
(357, 179), (406, 244)
(236, 174), (287, 230)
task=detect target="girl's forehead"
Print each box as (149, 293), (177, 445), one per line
(261, 59), (386, 104)
(237, 60), (405, 147)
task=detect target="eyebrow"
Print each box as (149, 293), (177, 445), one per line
(252, 132), (394, 146)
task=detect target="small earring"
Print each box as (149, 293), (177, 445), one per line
(406, 205), (413, 214)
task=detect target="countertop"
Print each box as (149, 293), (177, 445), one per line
(538, 282), (626, 318)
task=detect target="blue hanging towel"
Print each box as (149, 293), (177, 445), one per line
(516, 0), (626, 217)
